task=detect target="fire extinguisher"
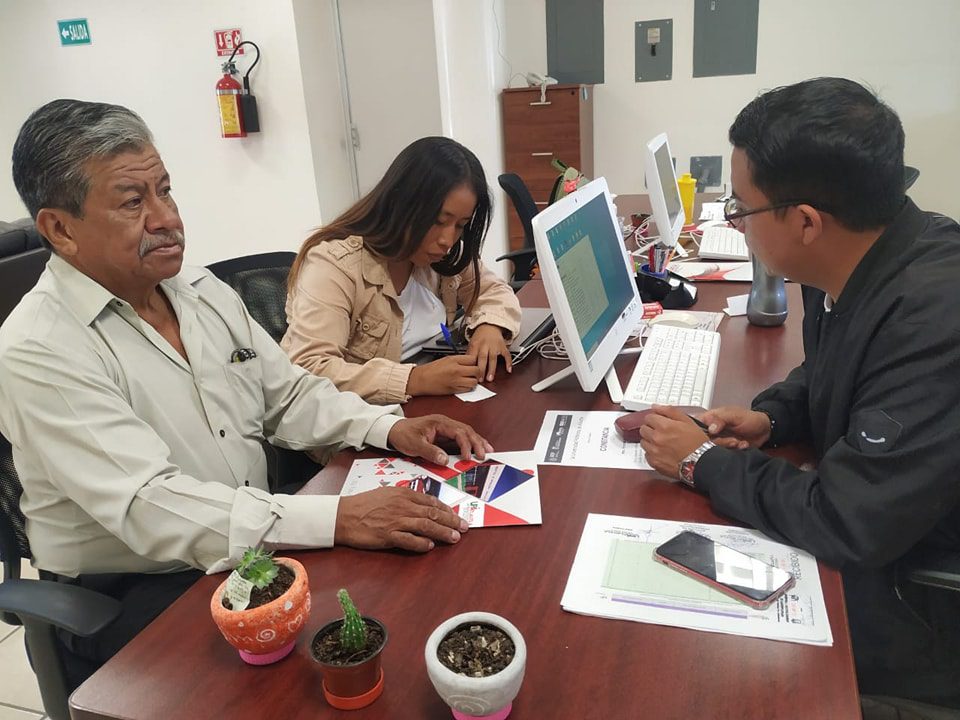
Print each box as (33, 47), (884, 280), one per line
(215, 41), (261, 139)
(216, 61), (245, 138)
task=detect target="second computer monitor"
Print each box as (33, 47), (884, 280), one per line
(531, 177), (643, 393)
(645, 133), (685, 248)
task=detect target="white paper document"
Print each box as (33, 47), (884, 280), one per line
(561, 514), (833, 646)
(698, 202), (727, 221)
(534, 411), (651, 470)
(724, 293), (749, 316)
(456, 384), (496, 402)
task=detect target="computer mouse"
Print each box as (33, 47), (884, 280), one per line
(615, 409), (655, 443)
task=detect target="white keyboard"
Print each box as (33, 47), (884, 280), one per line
(699, 226), (749, 260)
(622, 324), (720, 411)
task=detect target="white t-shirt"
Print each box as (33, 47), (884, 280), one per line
(396, 276), (446, 360)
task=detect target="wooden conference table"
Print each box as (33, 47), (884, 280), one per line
(70, 280), (861, 720)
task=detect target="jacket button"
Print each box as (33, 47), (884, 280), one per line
(362, 323), (370, 331)
(349, 238), (360, 248)
(219, 429), (226, 438)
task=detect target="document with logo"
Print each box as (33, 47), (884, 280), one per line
(561, 514), (833, 646)
(533, 411), (651, 470)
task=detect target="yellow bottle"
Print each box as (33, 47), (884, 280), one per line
(677, 172), (696, 225)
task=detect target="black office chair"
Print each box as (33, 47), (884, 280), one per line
(206, 251), (320, 491)
(0, 239), (122, 720)
(0, 437), (121, 720)
(904, 165), (920, 191)
(207, 251), (297, 343)
(496, 174), (540, 291)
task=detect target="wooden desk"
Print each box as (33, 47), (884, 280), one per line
(70, 282), (860, 720)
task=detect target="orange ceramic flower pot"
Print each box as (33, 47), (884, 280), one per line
(210, 557), (310, 665)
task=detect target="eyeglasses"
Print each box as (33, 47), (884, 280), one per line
(723, 197), (823, 224)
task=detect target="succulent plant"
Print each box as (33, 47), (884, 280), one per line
(236, 547), (279, 590)
(337, 588), (367, 652)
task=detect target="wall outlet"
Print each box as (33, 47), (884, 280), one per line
(690, 155), (722, 189)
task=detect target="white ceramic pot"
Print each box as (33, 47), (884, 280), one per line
(425, 612), (526, 720)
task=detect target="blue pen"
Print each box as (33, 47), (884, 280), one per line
(440, 323), (460, 352)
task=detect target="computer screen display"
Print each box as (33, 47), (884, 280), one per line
(532, 177), (643, 393)
(645, 133), (685, 248)
(544, 193), (636, 359)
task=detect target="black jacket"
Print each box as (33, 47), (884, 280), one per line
(695, 199), (960, 570)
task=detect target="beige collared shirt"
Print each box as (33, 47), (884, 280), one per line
(283, 237), (522, 403)
(0, 255), (402, 577)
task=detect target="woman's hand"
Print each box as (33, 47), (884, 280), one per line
(467, 324), (512, 382)
(406, 355), (483, 396)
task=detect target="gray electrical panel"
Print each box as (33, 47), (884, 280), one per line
(635, 19), (673, 83)
(547, 0), (604, 84)
(693, 0), (759, 78)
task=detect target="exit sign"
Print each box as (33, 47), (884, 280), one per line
(58, 18), (91, 46)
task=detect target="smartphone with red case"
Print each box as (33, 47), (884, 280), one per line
(653, 531), (795, 610)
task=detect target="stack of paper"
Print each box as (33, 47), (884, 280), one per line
(561, 514), (833, 646)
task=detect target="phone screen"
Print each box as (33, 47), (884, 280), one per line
(654, 531), (794, 605)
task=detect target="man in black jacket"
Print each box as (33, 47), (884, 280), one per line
(639, 77), (960, 710)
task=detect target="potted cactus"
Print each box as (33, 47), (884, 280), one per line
(425, 612), (527, 720)
(311, 589), (388, 710)
(209, 547), (310, 665)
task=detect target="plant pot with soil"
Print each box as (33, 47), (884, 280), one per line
(209, 547), (310, 665)
(311, 589), (388, 711)
(425, 612), (527, 720)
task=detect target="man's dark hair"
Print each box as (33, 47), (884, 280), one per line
(729, 77), (905, 231)
(12, 99), (153, 220)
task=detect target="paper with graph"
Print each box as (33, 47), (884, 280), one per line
(561, 514), (833, 646)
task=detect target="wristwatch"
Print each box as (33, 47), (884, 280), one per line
(678, 441), (716, 488)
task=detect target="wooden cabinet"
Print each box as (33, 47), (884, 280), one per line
(501, 84), (593, 250)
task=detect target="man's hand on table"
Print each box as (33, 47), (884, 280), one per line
(387, 414), (493, 466)
(638, 405), (710, 479)
(335, 486), (468, 552)
(332, 414), (493, 553)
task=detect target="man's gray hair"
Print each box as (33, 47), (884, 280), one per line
(12, 99), (153, 219)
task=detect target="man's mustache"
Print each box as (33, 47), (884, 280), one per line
(139, 229), (185, 258)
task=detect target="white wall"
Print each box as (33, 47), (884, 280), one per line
(433, 0), (510, 275)
(0, 0), (322, 266)
(504, 0), (960, 220)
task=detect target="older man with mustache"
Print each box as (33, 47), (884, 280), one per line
(0, 99), (491, 688)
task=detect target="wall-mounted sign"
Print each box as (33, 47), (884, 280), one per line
(214, 29), (244, 57)
(58, 18), (91, 46)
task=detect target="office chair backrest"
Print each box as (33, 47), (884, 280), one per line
(904, 166), (920, 191)
(0, 434), (29, 625)
(206, 251), (296, 344)
(498, 174), (538, 251)
(0, 248), (51, 326)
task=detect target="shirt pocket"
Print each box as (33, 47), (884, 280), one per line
(346, 316), (389, 361)
(222, 359), (266, 437)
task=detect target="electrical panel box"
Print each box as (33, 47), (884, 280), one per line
(691, 156), (723, 189)
(634, 19), (672, 83)
(693, 0), (759, 78)
(547, 0), (604, 84)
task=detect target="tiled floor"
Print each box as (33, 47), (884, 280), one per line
(0, 560), (48, 720)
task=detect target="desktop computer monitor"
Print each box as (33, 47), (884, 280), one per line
(645, 133), (684, 248)
(531, 177), (643, 395)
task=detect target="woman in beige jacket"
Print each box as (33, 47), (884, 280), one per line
(283, 137), (521, 405)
